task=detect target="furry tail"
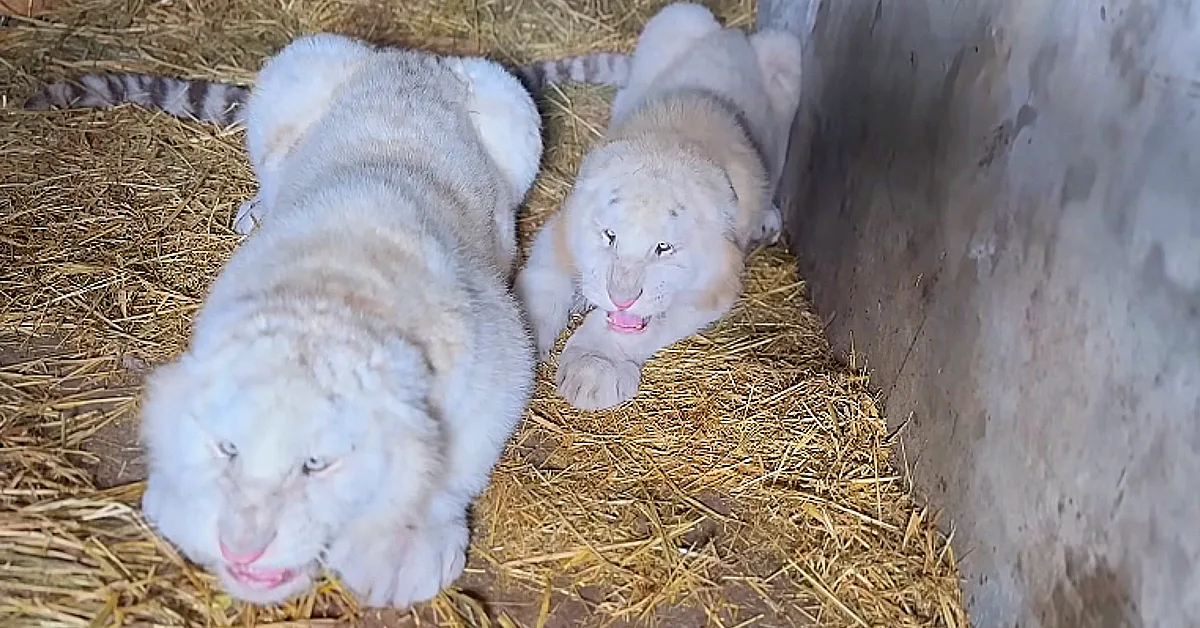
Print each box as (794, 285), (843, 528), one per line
(510, 52), (630, 92)
(24, 73), (249, 127)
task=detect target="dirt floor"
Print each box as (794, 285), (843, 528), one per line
(0, 1), (969, 626)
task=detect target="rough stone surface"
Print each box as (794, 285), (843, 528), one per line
(758, 0), (1200, 626)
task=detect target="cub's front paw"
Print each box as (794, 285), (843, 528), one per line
(387, 517), (468, 609)
(556, 346), (641, 411)
(233, 196), (264, 235)
(532, 326), (560, 362)
(328, 517), (468, 610)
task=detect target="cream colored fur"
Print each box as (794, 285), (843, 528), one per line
(514, 2), (803, 411)
(139, 34), (542, 609)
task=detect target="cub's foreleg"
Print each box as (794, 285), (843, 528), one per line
(515, 215), (582, 360)
(555, 302), (729, 411)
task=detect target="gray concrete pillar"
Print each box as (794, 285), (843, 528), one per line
(758, 0), (1200, 625)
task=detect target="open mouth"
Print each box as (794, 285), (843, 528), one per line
(226, 564), (298, 590)
(606, 310), (648, 334)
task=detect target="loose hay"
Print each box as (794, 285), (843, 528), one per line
(0, 0), (969, 626)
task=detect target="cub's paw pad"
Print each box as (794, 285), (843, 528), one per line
(556, 348), (641, 411)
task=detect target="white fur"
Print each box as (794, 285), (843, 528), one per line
(140, 34), (542, 610)
(515, 3), (804, 411)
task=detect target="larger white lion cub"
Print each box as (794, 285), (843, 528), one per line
(515, 3), (804, 410)
(138, 34), (542, 610)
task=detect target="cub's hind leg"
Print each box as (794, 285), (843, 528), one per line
(515, 215), (580, 360)
(452, 57), (542, 200)
(613, 2), (724, 119)
(749, 29), (804, 185)
(451, 57), (544, 275)
(749, 29), (804, 129)
(629, 3), (722, 78)
(235, 34), (376, 233)
(746, 29), (803, 248)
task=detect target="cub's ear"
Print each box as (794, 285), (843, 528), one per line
(363, 339), (448, 478)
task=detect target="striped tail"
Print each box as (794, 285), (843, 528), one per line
(24, 73), (250, 127)
(510, 52), (631, 92)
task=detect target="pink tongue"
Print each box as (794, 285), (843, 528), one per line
(608, 311), (645, 328)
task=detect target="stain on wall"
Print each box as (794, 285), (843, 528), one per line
(1037, 549), (1143, 628)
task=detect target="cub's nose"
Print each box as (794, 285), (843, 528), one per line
(219, 539), (267, 565)
(610, 290), (642, 310)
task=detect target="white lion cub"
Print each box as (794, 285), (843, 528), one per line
(515, 2), (804, 411)
(137, 34), (542, 610)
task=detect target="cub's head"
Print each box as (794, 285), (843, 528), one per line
(565, 139), (745, 333)
(138, 331), (440, 605)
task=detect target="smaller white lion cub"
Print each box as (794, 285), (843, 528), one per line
(138, 34), (542, 609)
(515, 2), (804, 411)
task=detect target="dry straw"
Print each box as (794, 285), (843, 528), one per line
(0, 0), (969, 626)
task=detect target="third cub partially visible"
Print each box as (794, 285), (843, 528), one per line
(515, 2), (804, 411)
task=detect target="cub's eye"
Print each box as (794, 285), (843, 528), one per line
(602, 229), (616, 246)
(655, 242), (674, 256)
(303, 457), (332, 475)
(216, 440), (238, 459)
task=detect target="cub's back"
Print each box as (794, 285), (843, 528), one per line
(268, 51), (514, 274)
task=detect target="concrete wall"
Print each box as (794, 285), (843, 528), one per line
(757, 0), (1200, 626)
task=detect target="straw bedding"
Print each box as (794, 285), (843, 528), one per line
(0, 0), (969, 626)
